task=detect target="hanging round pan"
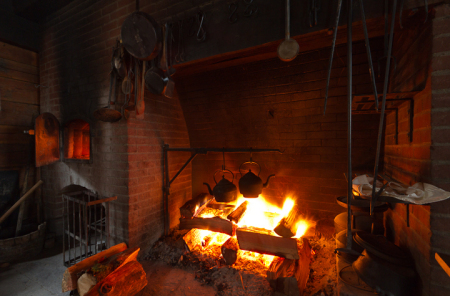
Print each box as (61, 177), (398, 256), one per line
(121, 11), (162, 61)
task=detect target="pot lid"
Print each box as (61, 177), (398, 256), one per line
(354, 231), (412, 266)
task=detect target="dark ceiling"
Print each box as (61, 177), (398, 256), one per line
(12, 0), (76, 23)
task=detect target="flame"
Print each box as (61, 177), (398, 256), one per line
(189, 195), (313, 267)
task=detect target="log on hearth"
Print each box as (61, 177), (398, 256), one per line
(227, 201), (248, 224)
(180, 193), (212, 218)
(221, 237), (239, 265)
(236, 227), (299, 259)
(62, 243), (128, 292)
(274, 205), (303, 238)
(84, 261), (147, 296)
(267, 237), (311, 296)
(179, 217), (234, 236)
(183, 228), (204, 252)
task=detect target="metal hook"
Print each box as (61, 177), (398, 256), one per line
(229, 2), (238, 23)
(196, 11), (206, 42)
(243, 0), (258, 17)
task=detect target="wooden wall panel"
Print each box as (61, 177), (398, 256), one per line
(0, 42), (39, 169)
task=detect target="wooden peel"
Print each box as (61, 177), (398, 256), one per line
(277, 0), (299, 62)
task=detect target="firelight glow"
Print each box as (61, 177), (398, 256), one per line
(193, 195), (312, 267)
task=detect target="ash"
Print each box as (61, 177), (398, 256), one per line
(145, 229), (337, 296)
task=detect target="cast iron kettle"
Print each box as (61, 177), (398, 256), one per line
(239, 158), (275, 198)
(204, 169), (238, 203)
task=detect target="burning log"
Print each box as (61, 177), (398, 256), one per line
(62, 243), (128, 292)
(179, 193), (212, 218)
(183, 228), (203, 252)
(267, 237), (311, 296)
(221, 237), (239, 265)
(84, 261), (147, 296)
(274, 205), (302, 238)
(227, 201), (248, 224)
(179, 217), (234, 236)
(236, 227), (299, 259)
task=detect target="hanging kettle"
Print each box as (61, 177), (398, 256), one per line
(239, 159), (275, 198)
(203, 169), (238, 203)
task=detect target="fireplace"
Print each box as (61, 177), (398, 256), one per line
(31, 0), (450, 295)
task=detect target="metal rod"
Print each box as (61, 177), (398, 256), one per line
(88, 195), (91, 255)
(107, 202), (110, 248)
(100, 204), (103, 251)
(324, 0), (343, 115)
(72, 199), (76, 262)
(165, 147), (282, 153)
(164, 145), (170, 235)
(346, 0), (354, 251)
(169, 153), (197, 185)
(358, 0), (379, 110)
(84, 203), (88, 260)
(94, 199), (97, 254)
(371, 0), (397, 216)
(63, 195), (66, 265)
(78, 201), (82, 261)
(286, 0), (290, 39)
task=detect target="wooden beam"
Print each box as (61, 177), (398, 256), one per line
(62, 243), (128, 293)
(179, 217), (234, 236)
(236, 227), (299, 259)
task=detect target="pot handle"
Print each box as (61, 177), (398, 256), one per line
(213, 169), (234, 184)
(239, 161), (261, 177)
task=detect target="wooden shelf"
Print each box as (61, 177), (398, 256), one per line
(352, 91), (420, 114)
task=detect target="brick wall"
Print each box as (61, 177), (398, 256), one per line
(384, 5), (450, 295)
(39, 0), (192, 249)
(429, 4), (450, 295)
(176, 38), (384, 218)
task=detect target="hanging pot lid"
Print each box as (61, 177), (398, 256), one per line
(354, 231), (412, 266)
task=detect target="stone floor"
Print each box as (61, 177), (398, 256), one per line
(0, 242), (215, 296)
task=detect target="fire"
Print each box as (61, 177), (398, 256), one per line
(193, 195), (312, 267)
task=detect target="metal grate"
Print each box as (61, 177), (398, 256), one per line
(62, 190), (116, 267)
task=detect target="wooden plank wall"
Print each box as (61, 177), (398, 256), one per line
(0, 41), (39, 169)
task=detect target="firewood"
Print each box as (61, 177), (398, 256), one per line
(221, 237), (239, 265)
(274, 205), (302, 238)
(179, 217), (234, 236)
(84, 261), (147, 296)
(267, 237), (311, 296)
(227, 201), (248, 224)
(88, 247), (140, 282)
(183, 228), (203, 252)
(77, 273), (97, 296)
(62, 243), (128, 292)
(180, 193), (212, 218)
(236, 227), (299, 259)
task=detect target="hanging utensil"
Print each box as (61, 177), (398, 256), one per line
(238, 154), (275, 198)
(136, 60), (146, 119)
(196, 11), (206, 42)
(308, 0), (320, 27)
(164, 22), (175, 98)
(277, 0), (299, 62)
(93, 48), (122, 122)
(145, 58), (166, 94)
(203, 152), (238, 203)
(121, 11), (162, 60)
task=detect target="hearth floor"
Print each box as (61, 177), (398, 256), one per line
(336, 255), (376, 296)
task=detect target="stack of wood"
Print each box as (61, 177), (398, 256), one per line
(62, 243), (147, 296)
